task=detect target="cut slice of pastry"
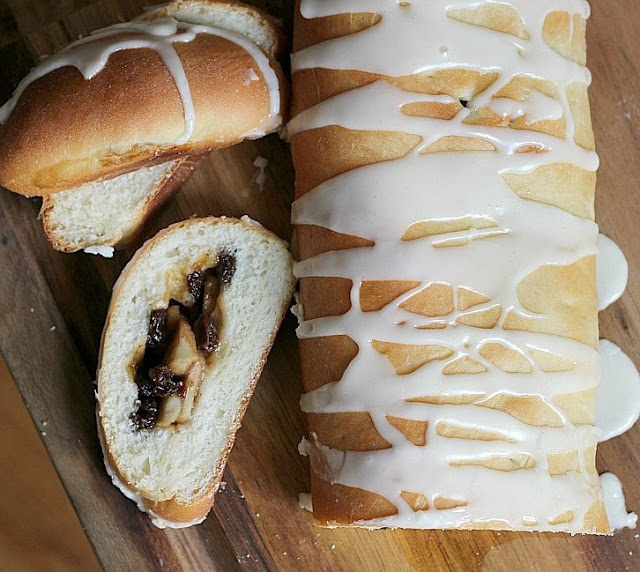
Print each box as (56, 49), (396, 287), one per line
(97, 217), (294, 527)
(0, 0), (285, 253)
(40, 155), (203, 254)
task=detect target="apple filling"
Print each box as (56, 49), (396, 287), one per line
(131, 252), (236, 430)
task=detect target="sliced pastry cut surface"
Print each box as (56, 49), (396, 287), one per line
(97, 216), (294, 527)
(40, 155), (203, 254)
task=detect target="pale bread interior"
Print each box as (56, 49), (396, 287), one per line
(98, 217), (293, 509)
(41, 161), (181, 252)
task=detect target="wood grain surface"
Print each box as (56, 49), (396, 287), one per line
(0, 352), (101, 571)
(0, 0), (639, 570)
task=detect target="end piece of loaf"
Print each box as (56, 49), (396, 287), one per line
(141, 0), (286, 60)
(0, 0), (285, 196)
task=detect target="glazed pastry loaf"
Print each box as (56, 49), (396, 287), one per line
(0, 0), (285, 253)
(291, 1), (608, 533)
(97, 217), (294, 527)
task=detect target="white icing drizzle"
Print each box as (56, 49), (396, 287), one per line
(292, 0), (620, 532)
(149, 512), (207, 530)
(597, 340), (640, 442)
(243, 67), (260, 86)
(489, 91), (564, 123)
(298, 492), (314, 512)
(286, 80), (597, 170)
(253, 156), (269, 192)
(597, 233), (628, 311)
(600, 473), (637, 531)
(84, 245), (115, 258)
(0, 17), (281, 144)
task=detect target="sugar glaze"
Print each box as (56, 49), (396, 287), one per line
(293, 0), (638, 533)
(0, 17), (281, 144)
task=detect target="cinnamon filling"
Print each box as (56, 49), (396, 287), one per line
(131, 252), (236, 430)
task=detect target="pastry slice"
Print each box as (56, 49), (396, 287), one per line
(0, 0), (285, 253)
(97, 216), (294, 527)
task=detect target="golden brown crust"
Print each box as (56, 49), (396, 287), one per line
(291, 127), (421, 198)
(360, 281), (421, 312)
(308, 412), (392, 452)
(0, 8), (285, 196)
(293, 10), (381, 53)
(291, 67), (498, 118)
(298, 276), (352, 320)
(296, 224), (374, 260)
(298, 335), (359, 392)
(310, 473), (398, 525)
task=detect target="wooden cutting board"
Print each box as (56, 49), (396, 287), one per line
(1, 1), (639, 570)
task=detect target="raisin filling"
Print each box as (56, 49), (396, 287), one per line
(131, 252), (236, 430)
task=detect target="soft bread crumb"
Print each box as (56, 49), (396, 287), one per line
(43, 162), (181, 252)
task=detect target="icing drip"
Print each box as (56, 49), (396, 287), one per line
(597, 233), (628, 311)
(0, 17), (281, 144)
(253, 156), (269, 192)
(489, 91), (564, 124)
(600, 473), (637, 531)
(597, 340), (640, 442)
(298, 492), (313, 512)
(292, 0), (627, 533)
(84, 245), (115, 258)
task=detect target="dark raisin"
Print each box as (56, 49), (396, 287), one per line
(201, 274), (220, 316)
(150, 365), (183, 397)
(147, 309), (167, 348)
(187, 270), (204, 303)
(137, 379), (155, 399)
(132, 397), (159, 430)
(217, 252), (236, 286)
(194, 313), (219, 354)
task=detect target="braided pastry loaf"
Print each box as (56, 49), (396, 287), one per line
(290, 0), (608, 533)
